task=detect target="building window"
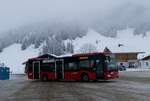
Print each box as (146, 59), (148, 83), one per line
(129, 62), (135, 68)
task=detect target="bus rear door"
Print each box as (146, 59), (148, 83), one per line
(55, 59), (64, 80)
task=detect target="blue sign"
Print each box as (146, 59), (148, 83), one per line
(0, 67), (10, 80)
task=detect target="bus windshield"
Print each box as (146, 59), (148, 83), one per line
(106, 56), (118, 71)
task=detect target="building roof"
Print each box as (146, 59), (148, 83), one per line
(141, 55), (150, 60)
(23, 52), (145, 65)
(57, 54), (73, 58)
(37, 54), (57, 59)
(113, 52), (145, 54)
(73, 52), (106, 57)
(22, 54), (57, 64)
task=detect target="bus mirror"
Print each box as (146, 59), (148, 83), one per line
(92, 68), (96, 71)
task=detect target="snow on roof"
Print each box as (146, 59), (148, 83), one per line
(57, 54), (73, 58)
(113, 52), (145, 54)
(49, 54), (58, 58)
(141, 55), (150, 60)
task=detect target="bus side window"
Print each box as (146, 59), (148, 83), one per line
(64, 62), (78, 71)
(79, 60), (90, 68)
(41, 63), (55, 72)
(90, 60), (95, 68)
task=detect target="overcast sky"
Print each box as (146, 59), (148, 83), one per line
(0, 0), (149, 33)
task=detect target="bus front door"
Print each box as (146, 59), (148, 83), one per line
(33, 61), (40, 79)
(55, 60), (64, 80)
(95, 60), (104, 79)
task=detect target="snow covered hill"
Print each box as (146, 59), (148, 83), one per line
(0, 28), (150, 74)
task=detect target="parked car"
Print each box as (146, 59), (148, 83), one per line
(118, 65), (126, 71)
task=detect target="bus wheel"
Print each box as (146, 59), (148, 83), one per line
(41, 75), (48, 81)
(81, 74), (89, 82)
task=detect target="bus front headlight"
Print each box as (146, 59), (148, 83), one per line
(107, 74), (111, 77)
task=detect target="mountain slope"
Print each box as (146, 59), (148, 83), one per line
(0, 28), (149, 74)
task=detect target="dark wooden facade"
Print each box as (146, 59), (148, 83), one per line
(115, 53), (138, 62)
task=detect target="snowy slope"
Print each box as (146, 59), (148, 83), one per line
(0, 44), (39, 74)
(73, 29), (150, 58)
(0, 28), (150, 74)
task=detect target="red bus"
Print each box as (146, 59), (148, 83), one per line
(24, 52), (119, 81)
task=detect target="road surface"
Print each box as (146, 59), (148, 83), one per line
(1, 71), (150, 101)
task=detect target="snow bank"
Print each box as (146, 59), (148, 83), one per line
(126, 68), (150, 72)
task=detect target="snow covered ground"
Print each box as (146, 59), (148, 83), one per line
(1, 72), (150, 101)
(0, 28), (150, 74)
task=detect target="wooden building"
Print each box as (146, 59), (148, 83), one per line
(103, 47), (144, 68)
(114, 52), (143, 68)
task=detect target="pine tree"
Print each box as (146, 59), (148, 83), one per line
(79, 43), (97, 53)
